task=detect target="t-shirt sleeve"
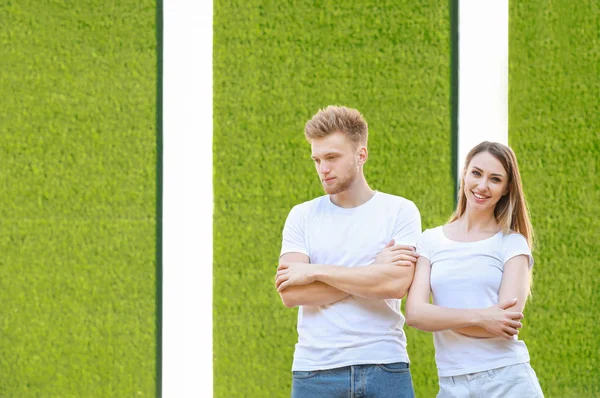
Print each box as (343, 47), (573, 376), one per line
(391, 200), (422, 249)
(415, 229), (431, 261)
(502, 233), (534, 269)
(280, 204), (309, 259)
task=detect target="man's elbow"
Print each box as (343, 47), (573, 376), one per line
(388, 285), (408, 299)
(387, 279), (411, 299)
(279, 291), (298, 308)
(372, 283), (408, 300)
(387, 268), (414, 299)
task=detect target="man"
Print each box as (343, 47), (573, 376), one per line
(274, 105), (422, 397)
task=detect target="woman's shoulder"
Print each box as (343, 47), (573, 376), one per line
(419, 225), (445, 241)
(501, 230), (528, 244)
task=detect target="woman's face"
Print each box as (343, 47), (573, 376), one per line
(463, 151), (509, 212)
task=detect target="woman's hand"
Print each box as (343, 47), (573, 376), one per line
(476, 298), (524, 339)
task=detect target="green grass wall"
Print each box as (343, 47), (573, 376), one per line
(510, 1), (600, 396)
(2, 0), (597, 396)
(213, 1), (452, 397)
(1, 1), (157, 396)
(214, 1), (599, 397)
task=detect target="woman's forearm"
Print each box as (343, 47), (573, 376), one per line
(454, 326), (497, 338)
(406, 302), (482, 332)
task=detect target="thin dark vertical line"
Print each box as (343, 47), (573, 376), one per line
(155, 0), (163, 396)
(450, 0), (459, 207)
(211, 2), (216, 391)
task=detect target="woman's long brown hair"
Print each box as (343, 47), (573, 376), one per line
(449, 141), (536, 294)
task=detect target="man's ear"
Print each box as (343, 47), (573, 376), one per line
(357, 145), (368, 166)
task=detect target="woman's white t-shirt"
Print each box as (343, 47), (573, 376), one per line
(416, 226), (534, 377)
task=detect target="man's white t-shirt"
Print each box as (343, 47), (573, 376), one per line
(280, 191), (421, 371)
(416, 226), (534, 377)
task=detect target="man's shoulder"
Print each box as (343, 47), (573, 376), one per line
(375, 191), (419, 212)
(288, 195), (328, 215)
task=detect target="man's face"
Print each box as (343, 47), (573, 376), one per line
(310, 132), (361, 195)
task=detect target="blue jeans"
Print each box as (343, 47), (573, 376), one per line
(292, 362), (415, 398)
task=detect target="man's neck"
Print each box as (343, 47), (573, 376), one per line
(329, 177), (375, 209)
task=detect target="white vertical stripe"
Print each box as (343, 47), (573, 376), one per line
(163, 0), (213, 396)
(458, 0), (509, 176)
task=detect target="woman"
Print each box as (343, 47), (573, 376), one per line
(402, 141), (544, 397)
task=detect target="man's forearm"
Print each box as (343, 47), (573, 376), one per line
(279, 281), (350, 308)
(313, 263), (414, 300)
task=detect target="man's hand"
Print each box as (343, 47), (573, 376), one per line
(275, 262), (319, 292)
(476, 298), (524, 339)
(374, 239), (419, 266)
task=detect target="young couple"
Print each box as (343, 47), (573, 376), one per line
(274, 105), (544, 398)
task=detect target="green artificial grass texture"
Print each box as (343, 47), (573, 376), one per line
(510, 1), (600, 397)
(214, 1), (452, 396)
(2, 0), (595, 396)
(0, 1), (157, 396)
(215, 1), (599, 397)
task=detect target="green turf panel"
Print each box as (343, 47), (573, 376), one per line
(214, 1), (452, 396)
(0, 0), (157, 395)
(510, 1), (600, 397)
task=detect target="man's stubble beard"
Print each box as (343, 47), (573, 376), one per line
(323, 169), (357, 195)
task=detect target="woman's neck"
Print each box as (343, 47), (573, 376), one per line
(457, 207), (499, 233)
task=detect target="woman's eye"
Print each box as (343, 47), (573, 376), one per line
(472, 170), (480, 176)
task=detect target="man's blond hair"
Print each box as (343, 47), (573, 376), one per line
(304, 105), (368, 146)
